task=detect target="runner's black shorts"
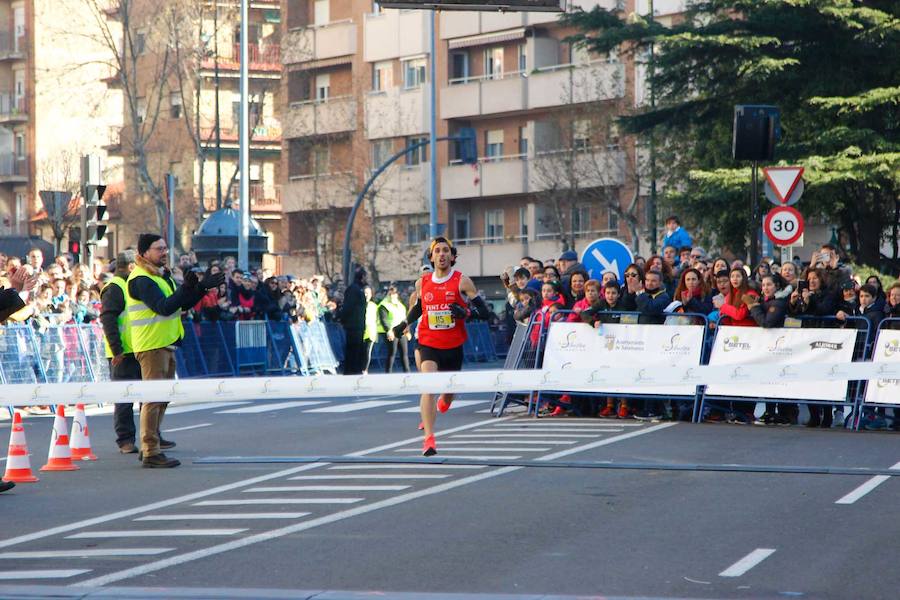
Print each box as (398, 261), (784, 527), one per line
(417, 344), (464, 372)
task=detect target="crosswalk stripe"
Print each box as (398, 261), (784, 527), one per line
(393, 447), (548, 452)
(388, 400), (487, 413)
(495, 421), (644, 427)
(0, 549), (172, 559)
(162, 423), (211, 433)
(217, 401), (328, 414)
(444, 439), (575, 445)
(135, 513), (309, 521)
(244, 485), (409, 493)
(0, 570), (91, 579)
(305, 400), (409, 413)
(288, 474), (449, 480)
(465, 431), (599, 437)
(328, 464), (485, 470)
(193, 499), (363, 506)
(66, 529), (246, 538)
(482, 428), (619, 433)
(166, 402), (251, 415)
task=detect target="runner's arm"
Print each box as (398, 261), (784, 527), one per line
(459, 275), (490, 320)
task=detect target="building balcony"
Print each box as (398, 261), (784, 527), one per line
(441, 62), (624, 120)
(201, 43), (282, 75)
(365, 86), (428, 140)
(201, 183), (282, 213)
(283, 172), (354, 213)
(453, 235), (616, 278)
(283, 20), (356, 65)
(200, 120), (283, 147)
(0, 31), (26, 61)
(363, 10), (428, 63)
(284, 96), (356, 139)
(369, 163), (427, 215)
(439, 1), (620, 40)
(0, 94), (27, 124)
(0, 153), (28, 183)
(441, 148), (626, 200)
(103, 126), (123, 155)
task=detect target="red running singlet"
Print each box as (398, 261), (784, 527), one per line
(418, 269), (468, 350)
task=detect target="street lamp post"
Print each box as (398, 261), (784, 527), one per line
(238, 0), (250, 270)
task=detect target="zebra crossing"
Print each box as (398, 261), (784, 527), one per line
(0, 417), (662, 586)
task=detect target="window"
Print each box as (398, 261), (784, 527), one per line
(406, 214), (429, 245)
(14, 133), (25, 159)
(450, 52), (469, 83)
(289, 140), (311, 177)
(14, 71), (24, 104)
(485, 129), (503, 160)
(170, 92), (182, 119)
(288, 71), (312, 103)
(372, 61), (392, 91)
(608, 208), (619, 232)
(134, 31), (146, 56)
(136, 97), (147, 123)
(371, 139), (393, 167)
(606, 121), (620, 150)
(454, 212), (470, 241)
(573, 119), (590, 150)
(402, 57), (426, 89)
(372, 1), (383, 15)
(518, 125), (529, 156)
(484, 47), (503, 80)
(232, 94), (262, 128)
(572, 205), (590, 234)
(485, 209), (504, 242)
(314, 0), (329, 25)
(405, 136), (428, 166)
(15, 193), (25, 233)
(315, 73), (330, 101)
(313, 145), (329, 174)
(517, 44), (527, 72)
(519, 206), (528, 238)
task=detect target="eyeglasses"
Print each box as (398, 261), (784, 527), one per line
(625, 272), (639, 278)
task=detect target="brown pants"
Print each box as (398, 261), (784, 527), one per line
(135, 348), (175, 457)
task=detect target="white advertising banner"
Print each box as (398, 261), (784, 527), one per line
(542, 322), (704, 396)
(865, 328), (900, 405)
(705, 326), (857, 402)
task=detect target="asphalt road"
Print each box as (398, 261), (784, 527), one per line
(0, 392), (898, 600)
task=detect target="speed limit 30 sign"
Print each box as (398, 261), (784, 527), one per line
(764, 206), (804, 246)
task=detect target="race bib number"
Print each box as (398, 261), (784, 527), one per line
(427, 310), (454, 330)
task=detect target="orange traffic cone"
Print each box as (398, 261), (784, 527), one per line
(40, 406), (79, 472)
(3, 411), (38, 483)
(69, 404), (97, 461)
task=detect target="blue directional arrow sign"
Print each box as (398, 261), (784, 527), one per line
(580, 238), (634, 283)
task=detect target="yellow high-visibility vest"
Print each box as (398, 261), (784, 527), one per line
(125, 265), (184, 352)
(101, 276), (132, 358)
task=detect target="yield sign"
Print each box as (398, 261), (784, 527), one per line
(763, 167), (804, 204)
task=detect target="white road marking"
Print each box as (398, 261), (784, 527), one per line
(74, 423), (674, 588)
(388, 400), (487, 413)
(393, 447), (547, 452)
(487, 428), (623, 433)
(245, 485), (410, 493)
(67, 529), (246, 539)
(719, 548), (776, 577)
(450, 433), (580, 444)
(461, 432), (600, 438)
(193, 499), (363, 506)
(216, 400), (328, 414)
(835, 462), (900, 505)
(135, 513), (309, 521)
(424, 455), (523, 460)
(165, 402), (250, 415)
(0, 570), (90, 579)
(345, 415), (518, 457)
(304, 400), (409, 413)
(162, 423), (211, 433)
(328, 464), (485, 470)
(0, 549), (172, 559)
(443, 439), (574, 445)
(288, 474), (449, 480)
(496, 421), (643, 427)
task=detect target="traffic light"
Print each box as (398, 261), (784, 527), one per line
(83, 183), (108, 244)
(68, 227), (81, 264)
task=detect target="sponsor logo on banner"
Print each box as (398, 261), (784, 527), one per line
(767, 336), (793, 356)
(885, 339), (899, 358)
(810, 341), (844, 351)
(604, 334), (616, 351)
(662, 333), (692, 356)
(723, 336), (751, 352)
(867, 333), (900, 405)
(559, 330), (587, 351)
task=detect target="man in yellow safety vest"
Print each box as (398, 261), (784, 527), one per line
(128, 234), (224, 468)
(377, 285), (410, 373)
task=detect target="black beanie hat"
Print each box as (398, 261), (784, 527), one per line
(137, 233), (163, 255)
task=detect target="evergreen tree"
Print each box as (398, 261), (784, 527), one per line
(566, 0), (900, 267)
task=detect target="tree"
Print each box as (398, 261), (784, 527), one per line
(566, 1), (900, 267)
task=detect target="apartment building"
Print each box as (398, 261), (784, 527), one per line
(282, 0), (688, 284)
(0, 0), (30, 238)
(104, 0), (283, 255)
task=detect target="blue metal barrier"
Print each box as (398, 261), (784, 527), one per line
(78, 322), (110, 382)
(300, 321), (340, 374)
(699, 315), (872, 427)
(195, 321), (236, 377)
(493, 313), (544, 417)
(176, 321), (210, 378)
(267, 319), (306, 376)
(0, 323), (43, 385)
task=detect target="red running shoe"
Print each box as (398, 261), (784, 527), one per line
(422, 434), (437, 457)
(617, 405), (631, 419)
(417, 421), (424, 430)
(550, 406), (566, 417)
(437, 395), (452, 413)
(598, 406), (616, 418)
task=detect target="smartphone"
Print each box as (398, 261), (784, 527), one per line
(798, 280), (809, 292)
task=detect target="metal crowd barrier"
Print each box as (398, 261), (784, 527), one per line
(492, 313), (545, 417)
(855, 317), (900, 429)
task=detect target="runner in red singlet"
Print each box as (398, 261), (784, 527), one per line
(392, 237), (489, 456)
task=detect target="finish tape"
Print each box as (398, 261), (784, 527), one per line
(1, 362), (897, 407)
